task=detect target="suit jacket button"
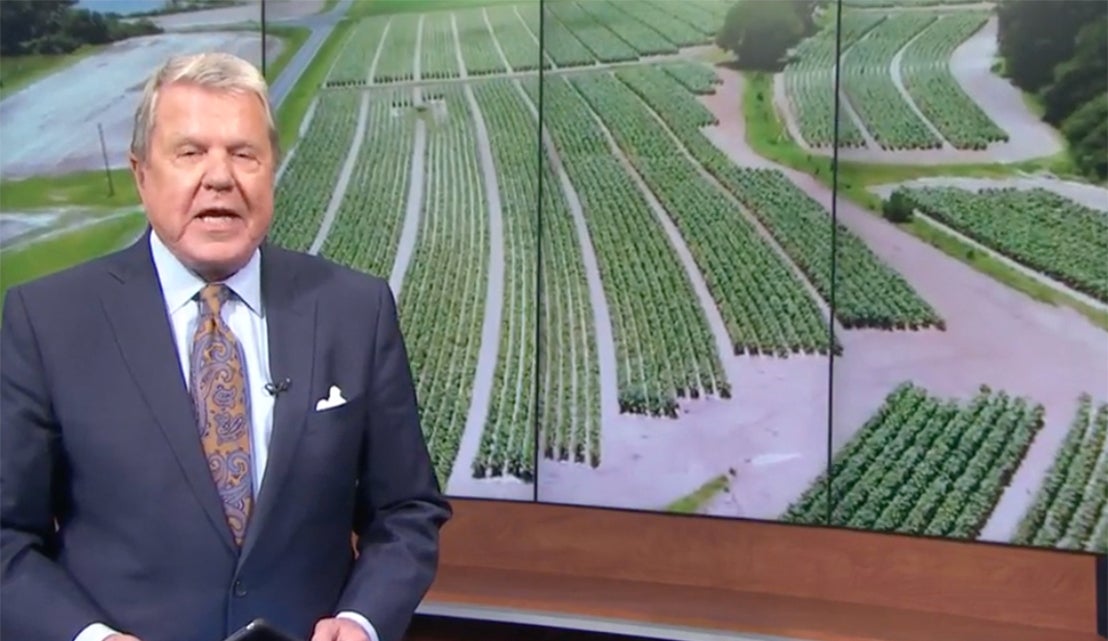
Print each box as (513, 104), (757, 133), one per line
(234, 580), (247, 597)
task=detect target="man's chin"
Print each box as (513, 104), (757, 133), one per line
(182, 246), (254, 280)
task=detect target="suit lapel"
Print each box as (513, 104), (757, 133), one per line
(239, 242), (317, 561)
(99, 230), (236, 553)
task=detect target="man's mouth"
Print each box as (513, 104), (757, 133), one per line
(196, 207), (240, 220)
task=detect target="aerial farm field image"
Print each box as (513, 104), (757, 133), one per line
(0, 0), (1104, 553)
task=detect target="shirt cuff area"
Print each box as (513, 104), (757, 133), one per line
(73, 623), (120, 641)
(336, 610), (380, 641)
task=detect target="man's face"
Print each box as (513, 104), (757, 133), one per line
(131, 81), (275, 280)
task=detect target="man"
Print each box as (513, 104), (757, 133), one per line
(0, 52), (452, 641)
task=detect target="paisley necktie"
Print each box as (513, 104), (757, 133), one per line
(189, 283), (253, 546)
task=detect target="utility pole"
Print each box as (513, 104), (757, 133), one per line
(261, 0), (267, 78)
(98, 123), (114, 197)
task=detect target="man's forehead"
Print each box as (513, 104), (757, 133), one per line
(157, 82), (256, 105)
(153, 87), (265, 124)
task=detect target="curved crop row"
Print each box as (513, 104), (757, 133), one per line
(900, 12), (1008, 149)
(397, 88), (489, 487)
(469, 80), (539, 482)
(528, 76), (729, 417)
(583, 71), (832, 355)
(474, 79), (602, 476)
(842, 13), (943, 150)
(319, 91), (415, 279)
(271, 92), (361, 252)
(617, 66), (942, 331)
(783, 12), (884, 147)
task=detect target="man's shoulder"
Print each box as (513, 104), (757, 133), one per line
(267, 242), (389, 300)
(5, 242), (128, 310)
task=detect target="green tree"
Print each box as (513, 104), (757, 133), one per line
(997, 0), (1107, 181)
(0, 0), (161, 57)
(1041, 20), (1107, 126)
(997, 0), (1105, 93)
(882, 189), (914, 224)
(0, 0), (78, 55)
(1062, 94), (1108, 180)
(716, 0), (812, 71)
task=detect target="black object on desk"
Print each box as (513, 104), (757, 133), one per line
(224, 619), (301, 641)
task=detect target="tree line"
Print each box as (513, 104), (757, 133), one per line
(0, 0), (162, 57)
(997, 0), (1107, 181)
(715, 0), (821, 71)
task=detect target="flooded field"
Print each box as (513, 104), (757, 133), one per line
(0, 31), (283, 179)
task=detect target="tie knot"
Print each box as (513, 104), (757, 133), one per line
(198, 283), (231, 318)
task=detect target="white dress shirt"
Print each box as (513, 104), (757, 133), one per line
(73, 230), (378, 641)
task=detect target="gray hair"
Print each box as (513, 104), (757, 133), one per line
(131, 52), (280, 165)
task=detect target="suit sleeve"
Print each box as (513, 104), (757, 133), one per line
(334, 280), (452, 641)
(1, 287), (111, 640)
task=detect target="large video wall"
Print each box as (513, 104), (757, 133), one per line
(1, 0), (1104, 556)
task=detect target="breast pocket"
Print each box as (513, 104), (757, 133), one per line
(299, 394), (366, 488)
(305, 394), (365, 435)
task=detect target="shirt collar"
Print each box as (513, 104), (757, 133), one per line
(149, 229), (263, 318)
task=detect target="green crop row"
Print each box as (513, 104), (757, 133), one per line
(485, 4), (546, 71)
(783, 383), (1045, 542)
(900, 12), (1008, 149)
(530, 75), (730, 417)
(326, 17), (388, 85)
(577, 0), (678, 56)
(783, 12), (884, 147)
(547, 1), (639, 63)
(397, 87), (489, 487)
(644, 0), (721, 36)
(580, 70), (833, 356)
(603, 0), (706, 47)
(469, 79), (541, 482)
(271, 91), (361, 252)
(319, 90), (415, 283)
(373, 12), (420, 84)
(843, 13), (943, 150)
(1013, 394), (1108, 553)
(616, 65), (942, 331)
(456, 7), (509, 77)
(900, 186), (1108, 303)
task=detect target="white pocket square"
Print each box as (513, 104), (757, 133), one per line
(315, 385), (347, 411)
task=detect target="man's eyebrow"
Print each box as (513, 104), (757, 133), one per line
(166, 136), (260, 150)
(167, 134), (202, 147)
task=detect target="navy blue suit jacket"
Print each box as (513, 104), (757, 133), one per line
(0, 230), (452, 641)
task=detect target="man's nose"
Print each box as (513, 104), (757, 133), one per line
(202, 151), (234, 190)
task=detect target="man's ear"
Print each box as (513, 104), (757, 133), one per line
(129, 151), (146, 191)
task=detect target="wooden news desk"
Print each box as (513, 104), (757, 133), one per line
(406, 499), (1106, 641)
